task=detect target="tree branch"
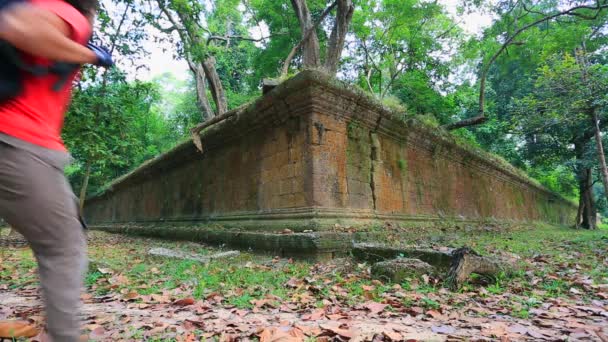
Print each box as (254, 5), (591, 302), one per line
(444, 1), (608, 131)
(207, 33), (286, 46)
(281, 1), (337, 77)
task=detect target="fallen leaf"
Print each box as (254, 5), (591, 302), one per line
(97, 268), (112, 275)
(364, 302), (388, 315)
(108, 274), (129, 286)
(0, 321), (39, 338)
(149, 294), (171, 303)
(258, 326), (305, 342)
(286, 277), (301, 288)
(407, 307), (424, 316)
(89, 326), (106, 340)
(527, 329), (545, 339)
(320, 322), (353, 339)
(220, 332), (239, 342)
(426, 310), (442, 319)
(173, 298), (195, 306)
(124, 291), (139, 300)
(302, 309), (326, 321)
(294, 324), (322, 337)
(185, 319), (205, 329)
(384, 330), (403, 341)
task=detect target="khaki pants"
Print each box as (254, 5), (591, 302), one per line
(0, 139), (86, 342)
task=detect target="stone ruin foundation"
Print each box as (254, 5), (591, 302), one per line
(85, 71), (576, 258)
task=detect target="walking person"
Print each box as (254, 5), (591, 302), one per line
(0, 0), (112, 340)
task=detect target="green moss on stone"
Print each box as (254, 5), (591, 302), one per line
(398, 159), (406, 171)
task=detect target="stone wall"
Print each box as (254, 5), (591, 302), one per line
(85, 70), (576, 230)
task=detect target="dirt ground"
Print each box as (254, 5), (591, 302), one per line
(1, 225), (607, 341)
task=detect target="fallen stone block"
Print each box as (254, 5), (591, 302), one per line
(446, 247), (521, 289)
(352, 243), (453, 270)
(94, 224), (351, 260)
(371, 258), (435, 283)
(148, 247), (239, 263)
(356, 243), (521, 289)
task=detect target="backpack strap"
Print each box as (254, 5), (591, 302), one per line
(0, 42), (80, 91)
(48, 62), (80, 91)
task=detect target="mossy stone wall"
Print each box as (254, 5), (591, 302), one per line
(85, 70), (576, 230)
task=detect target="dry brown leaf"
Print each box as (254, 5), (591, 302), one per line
(364, 302), (388, 315)
(124, 291), (139, 300)
(483, 322), (507, 337)
(320, 322), (353, 339)
(259, 326), (305, 342)
(0, 320), (39, 338)
(150, 293), (171, 303)
(220, 332), (239, 342)
(406, 307), (424, 316)
(146, 322), (168, 336)
(286, 277), (302, 288)
(326, 314), (348, 320)
(384, 330), (403, 341)
(302, 309), (326, 321)
(185, 319), (205, 329)
(294, 324), (323, 337)
(88, 326), (106, 340)
(426, 310), (443, 319)
(173, 298), (195, 306)
(108, 274), (129, 286)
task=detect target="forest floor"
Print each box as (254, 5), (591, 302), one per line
(0, 223), (607, 341)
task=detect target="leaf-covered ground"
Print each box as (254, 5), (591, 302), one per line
(0, 224), (607, 341)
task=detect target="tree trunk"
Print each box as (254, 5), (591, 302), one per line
(446, 247), (520, 289)
(188, 62), (214, 121)
(290, 0), (321, 68)
(79, 161), (92, 211)
(579, 167), (597, 230)
(574, 142), (597, 229)
(324, 0), (354, 75)
(575, 196), (585, 228)
(202, 57), (228, 116)
(592, 110), (608, 204)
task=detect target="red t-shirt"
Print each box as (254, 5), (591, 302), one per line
(0, 0), (91, 151)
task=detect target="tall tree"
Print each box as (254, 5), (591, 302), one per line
(65, 71), (161, 204)
(445, 0), (608, 131)
(511, 53), (608, 229)
(146, 0), (263, 121)
(282, 0), (354, 76)
(64, 0), (151, 208)
(351, 0), (462, 100)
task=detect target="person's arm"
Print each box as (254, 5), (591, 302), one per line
(0, 2), (97, 64)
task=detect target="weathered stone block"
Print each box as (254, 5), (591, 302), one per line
(353, 243), (454, 271)
(371, 258), (436, 283)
